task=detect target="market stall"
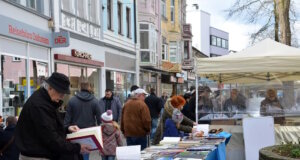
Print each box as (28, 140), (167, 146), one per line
(194, 38), (300, 160)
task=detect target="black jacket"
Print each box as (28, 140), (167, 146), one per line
(14, 88), (81, 160)
(65, 90), (101, 129)
(145, 93), (163, 119)
(0, 124), (19, 160)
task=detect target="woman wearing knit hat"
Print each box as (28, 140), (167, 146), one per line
(100, 110), (123, 160)
(153, 96), (196, 145)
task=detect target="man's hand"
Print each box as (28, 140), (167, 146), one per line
(193, 122), (198, 126)
(68, 125), (80, 133)
(80, 144), (91, 154)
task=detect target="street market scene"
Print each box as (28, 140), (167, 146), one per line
(0, 0), (300, 160)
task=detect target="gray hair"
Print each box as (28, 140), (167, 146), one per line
(41, 81), (49, 91)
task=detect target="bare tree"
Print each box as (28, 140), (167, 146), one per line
(226, 0), (297, 46)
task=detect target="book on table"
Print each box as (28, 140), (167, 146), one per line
(66, 126), (103, 151)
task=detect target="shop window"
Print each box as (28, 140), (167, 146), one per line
(106, 70), (135, 105)
(55, 63), (100, 111)
(2, 55), (27, 118)
(30, 60), (48, 92)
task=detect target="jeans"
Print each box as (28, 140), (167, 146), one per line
(101, 156), (115, 160)
(150, 118), (159, 140)
(82, 154), (89, 160)
(126, 136), (147, 150)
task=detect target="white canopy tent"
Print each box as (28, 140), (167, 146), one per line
(194, 38), (300, 122)
(195, 38), (300, 84)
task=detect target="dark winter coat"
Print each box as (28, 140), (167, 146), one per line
(100, 123), (123, 156)
(64, 90), (101, 129)
(14, 88), (81, 160)
(99, 97), (122, 122)
(145, 93), (163, 119)
(153, 99), (194, 145)
(188, 96), (213, 121)
(0, 124), (19, 160)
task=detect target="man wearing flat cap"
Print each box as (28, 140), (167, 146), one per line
(15, 72), (91, 160)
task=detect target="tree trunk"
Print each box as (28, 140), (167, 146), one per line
(275, 0), (293, 109)
(273, 0), (279, 42)
(275, 0), (291, 45)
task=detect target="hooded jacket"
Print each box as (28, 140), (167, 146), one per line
(14, 88), (81, 160)
(99, 96), (122, 122)
(64, 90), (101, 129)
(100, 123), (123, 156)
(153, 99), (194, 145)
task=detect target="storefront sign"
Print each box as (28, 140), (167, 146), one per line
(53, 31), (70, 48)
(182, 59), (194, 70)
(177, 77), (184, 84)
(188, 72), (196, 80)
(71, 49), (92, 59)
(162, 61), (182, 73)
(170, 76), (177, 83)
(0, 15), (70, 48)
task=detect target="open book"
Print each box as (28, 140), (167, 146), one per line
(66, 126), (103, 151)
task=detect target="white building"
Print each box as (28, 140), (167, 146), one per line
(187, 10), (229, 57)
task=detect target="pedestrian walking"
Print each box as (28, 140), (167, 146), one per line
(15, 72), (91, 160)
(99, 89), (122, 122)
(64, 81), (102, 160)
(144, 88), (163, 140)
(100, 110), (123, 160)
(121, 88), (151, 150)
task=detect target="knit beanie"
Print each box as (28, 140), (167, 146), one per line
(101, 110), (113, 123)
(172, 109), (183, 123)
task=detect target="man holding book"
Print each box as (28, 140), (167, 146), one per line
(15, 72), (91, 160)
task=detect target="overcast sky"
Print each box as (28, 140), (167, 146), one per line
(186, 0), (300, 52)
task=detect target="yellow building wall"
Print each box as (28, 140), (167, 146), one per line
(161, 0), (182, 61)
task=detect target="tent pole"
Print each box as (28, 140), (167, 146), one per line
(196, 74), (198, 124)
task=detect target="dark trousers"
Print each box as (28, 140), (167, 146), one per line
(126, 136), (147, 150)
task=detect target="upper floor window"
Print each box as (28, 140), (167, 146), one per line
(169, 41), (177, 63)
(162, 37), (168, 61)
(8, 0), (51, 17)
(61, 0), (100, 38)
(161, 0), (166, 19)
(170, 0), (175, 22)
(140, 23), (157, 64)
(210, 35), (228, 49)
(118, 2), (123, 35)
(126, 7), (131, 38)
(107, 0), (112, 30)
(184, 41), (189, 59)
